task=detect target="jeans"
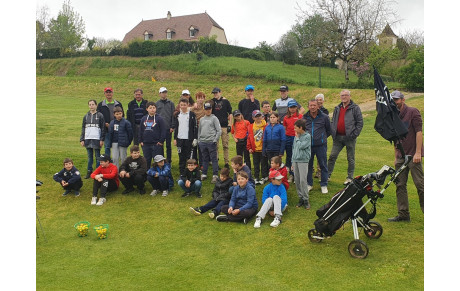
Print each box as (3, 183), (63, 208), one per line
(199, 142), (219, 176)
(178, 180), (202, 194)
(148, 175), (170, 191)
(104, 134), (111, 157)
(236, 138), (251, 170)
(120, 173), (146, 190)
(199, 199), (229, 215)
(165, 131), (172, 164)
(285, 135), (295, 175)
(327, 135), (357, 179)
(142, 143), (164, 169)
(86, 148), (101, 171)
(133, 124), (140, 145)
(308, 144), (328, 187)
(252, 152), (269, 180)
(177, 139), (195, 177)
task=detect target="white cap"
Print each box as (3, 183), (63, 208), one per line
(182, 89), (191, 95)
(159, 87), (167, 93)
(315, 93), (325, 101)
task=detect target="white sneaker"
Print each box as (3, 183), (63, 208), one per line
(254, 217), (262, 228)
(321, 186), (328, 194)
(96, 197), (106, 206)
(201, 174), (207, 180)
(150, 190), (157, 196)
(288, 176), (293, 183)
(162, 190), (168, 197)
(91, 197), (97, 205)
(211, 175), (218, 183)
(344, 178), (353, 185)
(307, 185), (313, 191)
(270, 217), (281, 227)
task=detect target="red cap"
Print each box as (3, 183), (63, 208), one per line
(104, 87), (113, 92)
(269, 170), (284, 180)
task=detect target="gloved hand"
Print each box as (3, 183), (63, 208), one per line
(192, 139), (198, 147)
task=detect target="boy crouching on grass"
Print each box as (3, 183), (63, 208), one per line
(147, 155), (174, 197)
(189, 167), (233, 218)
(178, 159), (202, 198)
(253, 170), (288, 228)
(119, 145), (147, 195)
(53, 158), (83, 197)
(217, 171), (258, 223)
(90, 154), (119, 206)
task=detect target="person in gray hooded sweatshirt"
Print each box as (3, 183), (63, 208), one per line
(198, 102), (221, 183)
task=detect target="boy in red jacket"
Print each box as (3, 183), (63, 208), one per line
(90, 154), (119, 205)
(269, 156), (289, 190)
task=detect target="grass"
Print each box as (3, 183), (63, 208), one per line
(36, 71), (424, 289)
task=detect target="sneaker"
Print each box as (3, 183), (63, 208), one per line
(254, 217), (262, 228)
(74, 191), (80, 197)
(208, 212), (215, 219)
(138, 189), (146, 194)
(122, 188), (134, 195)
(150, 190), (158, 196)
(305, 203), (311, 210)
(296, 200), (304, 208)
(181, 192), (190, 198)
(270, 217), (281, 227)
(307, 185), (313, 191)
(321, 186), (328, 194)
(189, 207), (201, 216)
(162, 190), (168, 197)
(254, 178), (259, 185)
(388, 216), (410, 222)
(62, 190), (71, 196)
(211, 175), (218, 184)
(96, 197), (106, 206)
(344, 178), (353, 185)
(91, 196), (97, 205)
(196, 192), (202, 198)
(243, 218), (248, 224)
(216, 215), (228, 222)
(201, 174), (207, 180)
(288, 176), (294, 183)
(84, 171), (92, 179)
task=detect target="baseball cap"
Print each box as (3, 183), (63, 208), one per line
(212, 87), (221, 93)
(154, 155), (166, 163)
(159, 87), (168, 93)
(391, 90), (404, 99)
(104, 87), (113, 92)
(204, 102), (212, 109)
(182, 89), (191, 95)
(252, 110), (262, 118)
(279, 85), (289, 91)
(269, 170), (284, 180)
(287, 100), (298, 108)
(245, 85), (254, 91)
(233, 110), (242, 117)
(99, 154), (111, 162)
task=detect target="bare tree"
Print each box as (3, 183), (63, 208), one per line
(36, 5), (50, 50)
(399, 29), (424, 47)
(299, 0), (398, 81)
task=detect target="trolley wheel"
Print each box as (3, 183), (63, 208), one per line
(364, 221), (383, 239)
(307, 229), (323, 243)
(348, 239), (369, 259)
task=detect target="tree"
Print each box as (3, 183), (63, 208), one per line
(36, 5), (50, 51)
(48, 0), (85, 51)
(365, 44), (400, 73)
(299, 0), (398, 81)
(254, 41), (276, 61)
(397, 46), (424, 91)
(273, 32), (299, 65)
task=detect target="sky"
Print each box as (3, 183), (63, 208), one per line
(35, 0), (424, 48)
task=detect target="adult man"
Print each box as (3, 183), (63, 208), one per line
(304, 99), (331, 194)
(238, 85), (260, 124)
(314, 93), (329, 179)
(127, 88), (148, 146)
(211, 87), (232, 168)
(97, 87), (124, 157)
(388, 91), (424, 222)
(327, 90), (363, 185)
(155, 87), (175, 164)
(272, 85), (305, 124)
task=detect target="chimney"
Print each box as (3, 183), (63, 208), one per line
(167, 11), (171, 20)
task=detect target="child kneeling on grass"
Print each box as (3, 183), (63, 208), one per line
(53, 158), (83, 197)
(90, 154), (119, 206)
(178, 159), (202, 198)
(253, 170), (288, 228)
(189, 167), (233, 218)
(217, 171), (258, 223)
(147, 154), (174, 197)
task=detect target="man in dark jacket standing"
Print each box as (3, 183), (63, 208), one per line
(327, 90), (363, 185)
(238, 85), (260, 124)
(155, 87), (175, 164)
(304, 99), (331, 194)
(97, 87), (124, 157)
(127, 88), (148, 146)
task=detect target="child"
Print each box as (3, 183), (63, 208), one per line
(178, 159), (202, 198)
(253, 170), (288, 228)
(53, 158), (83, 196)
(90, 154), (119, 206)
(217, 171), (258, 223)
(262, 112), (286, 164)
(139, 101), (167, 169)
(107, 106), (133, 169)
(147, 155), (174, 197)
(119, 145), (147, 194)
(189, 167), (233, 218)
(80, 99), (105, 179)
(247, 110), (267, 185)
(269, 156), (289, 190)
(261, 100), (272, 123)
(291, 118), (312, 209)
(283, 100), (303, 182)
(231, 110), (251, 170)
(192, 91), (209, 167)
(174, 98), (198, 177)
(229, 155), (255, 195)
(198, 102), (221, 182)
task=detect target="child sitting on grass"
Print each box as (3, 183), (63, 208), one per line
(119, 145), (147, 195)
(53, 158), (83, 197)
(90, 154), (119, 206)
(147, 155), (174, 197)
(229, 155), (255, 195)
(178, 159), (202, 198)
(269, 156), (289, 190)
(189, 167), (233, 218)
(217, 171), (258, 223)
(253, 170), (288, 228)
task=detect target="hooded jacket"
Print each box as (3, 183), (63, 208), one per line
(80, 111), (105, 149)
(303, 110), (331, 147)
(330, 100), (363, 140)
(211, 177), (233, 201)
(90, 163), (119, 187)
(139, 114), (167, 144)
(262, 123), (286, 155)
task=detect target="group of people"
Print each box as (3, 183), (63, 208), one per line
(53, 84), (424, 225)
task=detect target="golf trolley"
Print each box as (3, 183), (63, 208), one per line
(307, 155), (412, 259)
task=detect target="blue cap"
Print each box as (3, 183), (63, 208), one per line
(245, 85), (254, 91)
(287, 100), (298, 107)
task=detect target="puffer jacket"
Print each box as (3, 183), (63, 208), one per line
(107, 118), (133, 148)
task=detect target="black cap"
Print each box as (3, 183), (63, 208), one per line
(279, 85), (289, 91)
(99, 154), (111, 162)
(232, 110), (242, 117)
(212, 87), (221, 93)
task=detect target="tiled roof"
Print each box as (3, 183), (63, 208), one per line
(380, 24), (398, 38)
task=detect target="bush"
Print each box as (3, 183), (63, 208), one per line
(239, 50), (265, 61)
(397, 46), (424, 91)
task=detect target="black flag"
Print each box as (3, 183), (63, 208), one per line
(373, 68), (408, 143)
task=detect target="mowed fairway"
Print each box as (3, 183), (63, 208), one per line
(36, 75), (423, 290)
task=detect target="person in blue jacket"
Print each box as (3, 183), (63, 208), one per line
(253, 170), (288, 228)
(107, 107), (133, 169)
(262, 112), (286, 163)
(139, 102), (167, 169)
(147, 155), (174, 197)
(53, 158), (83, 196)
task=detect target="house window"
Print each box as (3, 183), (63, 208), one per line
(166, 29), (174, 40)
(144, 31), (152, 41)
(189, 26), (198, 38)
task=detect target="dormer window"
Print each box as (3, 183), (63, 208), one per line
(144, 31), (153, 41)
(166, 28), (175, 40)
(189, 26), (199, 38)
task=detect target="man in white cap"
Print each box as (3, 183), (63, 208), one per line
(156, 87), (175, 164)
